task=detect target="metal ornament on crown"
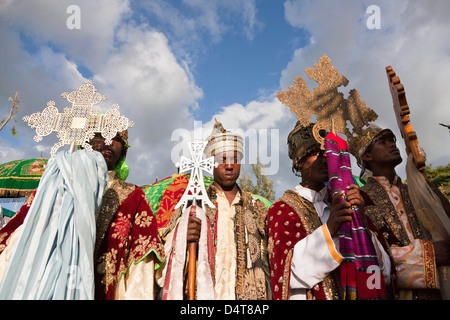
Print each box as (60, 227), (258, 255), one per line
(22, 80), (135, 158)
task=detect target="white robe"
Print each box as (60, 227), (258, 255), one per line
(288, 184), (392, 300)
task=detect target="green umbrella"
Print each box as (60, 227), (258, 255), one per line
(0, 158), (48, 198)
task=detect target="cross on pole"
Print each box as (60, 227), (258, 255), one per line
(22, 80), (134, 158)
(175, 140), (216, 211)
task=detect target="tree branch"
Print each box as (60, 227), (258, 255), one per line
(0, 91), (19, 132)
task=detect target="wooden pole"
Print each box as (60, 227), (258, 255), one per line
(187, 205), (197, 300)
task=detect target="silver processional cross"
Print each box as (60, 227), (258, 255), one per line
(175, 140), (216, 211)
(22, 80), (134, 158)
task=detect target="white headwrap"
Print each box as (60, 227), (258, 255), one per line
(204, 119), (244, 158)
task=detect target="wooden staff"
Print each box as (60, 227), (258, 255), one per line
(188, 204), (197, 300)
(386, 66), (426, 176)
(386, 66), (450, 217)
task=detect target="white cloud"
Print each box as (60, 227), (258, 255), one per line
(2, 0), (449, 201)
(0, 139), (25, 164)
(204, 0), (450, 198)
(139, 0), (263, 65)
(205, 96), (286, 131)
(0, 0), (131, 70)
(92, 24), (204, 185)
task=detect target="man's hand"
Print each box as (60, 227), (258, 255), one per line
(187, 215), (201, 243)
(345, 184), (365, 214)
(327, 191), (353, 237)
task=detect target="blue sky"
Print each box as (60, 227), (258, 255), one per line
(189, 3), (310, 118)
(128, 0), (311, 120)
(1, 0), (450, 198)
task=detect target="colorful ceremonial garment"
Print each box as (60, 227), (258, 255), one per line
(267, 187), (393, 300)
(267, 189), (341, 300)
(143, 173), (271, 234)
(158, 184), (271, 300)
(361, 176), (441, 300)
(324, 132), (388, 300)
(94, 171), (165, 299)
(0, 169), (164, 300)
(0, 150), (106, 299)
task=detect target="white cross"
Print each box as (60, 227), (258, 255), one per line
(175, 140), (216, 211)
(22, 80), (134, 158)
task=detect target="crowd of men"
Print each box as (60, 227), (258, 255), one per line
(0, 119), (449, 300)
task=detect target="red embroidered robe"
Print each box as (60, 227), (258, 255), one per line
(267, 189), (395, 300)
(0, 175), (165, 300)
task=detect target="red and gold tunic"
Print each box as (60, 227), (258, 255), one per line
(267, 188), (394, 300)
(0, 173), (165, 300)
(267, 190), (341, 300)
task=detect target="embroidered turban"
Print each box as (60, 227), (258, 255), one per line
(204, 119), (244, 158)
(287, 121), (325, 163)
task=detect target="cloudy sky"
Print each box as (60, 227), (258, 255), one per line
(1, 0), (449, 198)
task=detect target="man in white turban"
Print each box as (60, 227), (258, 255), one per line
(158, 120), (271, 300)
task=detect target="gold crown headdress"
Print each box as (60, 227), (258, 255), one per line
(277, 54), (378, 156)
(23, 80), (134, 158)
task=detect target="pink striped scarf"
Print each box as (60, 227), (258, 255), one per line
(324, 132), (387, 299)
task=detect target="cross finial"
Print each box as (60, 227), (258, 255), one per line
(23, 80), (134, 158)
(175, 140), (217, 212)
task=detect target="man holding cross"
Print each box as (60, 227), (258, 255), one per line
(267, 121), (394, 300)
(157, 120), (271, 300)
(0, 131), (164, 299)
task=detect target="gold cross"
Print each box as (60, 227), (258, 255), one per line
(277, 54), (378, 148)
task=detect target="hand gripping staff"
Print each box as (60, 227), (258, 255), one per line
(162, 140), (216, 300)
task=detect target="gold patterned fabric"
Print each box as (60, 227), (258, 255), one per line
(361, 177), (441, 299)
(93, 172), (165, 299)
(0, 171), (165, 300)
(362, 177), (429, 246)
(267, 190), (340, 300)
(287, 121), (324, 164)
(0, 158), (47, 198)
(348, 124), (394, 168)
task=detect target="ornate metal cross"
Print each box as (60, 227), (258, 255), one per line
(175, 140), (216, 211)
(277, 54), (378, 148)
(23, 80), (134, 158)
